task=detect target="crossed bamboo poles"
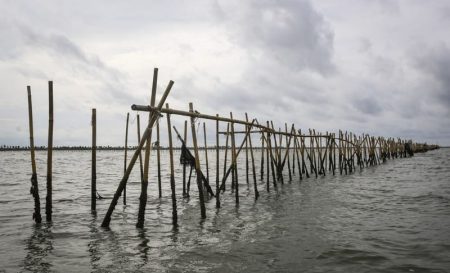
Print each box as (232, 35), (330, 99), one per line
(99, 69), (421, 228)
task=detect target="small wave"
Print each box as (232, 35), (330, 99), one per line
(317, 247), (390, 264)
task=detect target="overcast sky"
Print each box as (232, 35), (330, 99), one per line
(1, 0), (449, 147)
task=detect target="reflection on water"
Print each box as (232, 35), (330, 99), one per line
(0, 149), (449, 272)
(23, 223), (53, 273)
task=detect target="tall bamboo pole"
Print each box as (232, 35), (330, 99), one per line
(91, 108), (96, 212)
(189, 103), (206, 218)
(246, 113), (258, 199)
(260, 131), (265, 181)
(156, 120), (162, 198)
(166, 103), (178, 226)
(46, 81), (53, 222)
(266, 129), (270, 191)
(245, 121), (249, 185)
(27, 86), (42, 223)
(136, 69), (159, 228)
(102, 80), (172, 229)
(183, 120), (188, 196)
(222, 124), (229, 192)
(286, 123), (292, 182)
(215, 114), (220, 208)
(230, 112), (239, 204)
(123, 112), (129, 206)
(137, 114), (144, 183)
(203, 122), (210, 191)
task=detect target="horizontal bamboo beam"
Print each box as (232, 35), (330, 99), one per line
(131, 104), (366, 146)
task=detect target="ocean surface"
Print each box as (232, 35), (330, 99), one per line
(0, 148), (449, 272)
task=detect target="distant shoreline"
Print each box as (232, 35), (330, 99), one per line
(0, 146), (258, 151)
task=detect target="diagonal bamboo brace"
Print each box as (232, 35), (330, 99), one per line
(101, 80), (174, 228)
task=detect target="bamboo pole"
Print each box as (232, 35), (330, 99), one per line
(123, 112), (129, 206)
(183, 120), (188, 197)
(219, 119), (256, 191)
(260, 131), (265, 181)
(156, 120), (162, 198)
(102, 78), (173, 229)
(230, 112), (238, 204)
(215, 114), (220, 208)
(46, 81), (53, 222)
(245, 121), (249, 185)
(222, 124), (229, 192)
(136, 68), (159, 228)
(27, 86), (42, 224)
(266, 130), (270, 191)
(91, 108), (96, 212)
(203, 122), (210, 193)
(189, 103), (206, 218)
(245, 113), (258, 199)
(285, 123), (292, 182)
(166, 103), (178, 226)
(267, 121), (277, 188)
(292, 128), (296, 176)
(293, 129), (302, 181)
(137, 114), (144, 184)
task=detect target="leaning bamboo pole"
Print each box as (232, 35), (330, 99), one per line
(166, 103), (178, 226)
(27, 86), (42, 224)
(136, 114), (144, 184)
(183, 120), (188, 197)
(189, 103), (206, 218)
(203, 122), (210, 191)
(102, 77), (173, 228)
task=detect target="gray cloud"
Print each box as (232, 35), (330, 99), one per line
(415, 44), (450, 108)
(1, 0), (450, 146)
(217, 0), (335, 75)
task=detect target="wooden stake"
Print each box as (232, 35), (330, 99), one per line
(91, 108), (96, 212)
(46, 81), (53, 222)
(189, 103), (206, 218)
(27, 86), (42, 224)
(166, 103), (178, 226)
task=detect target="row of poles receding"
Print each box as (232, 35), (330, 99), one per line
(25, 69), (439, 226)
